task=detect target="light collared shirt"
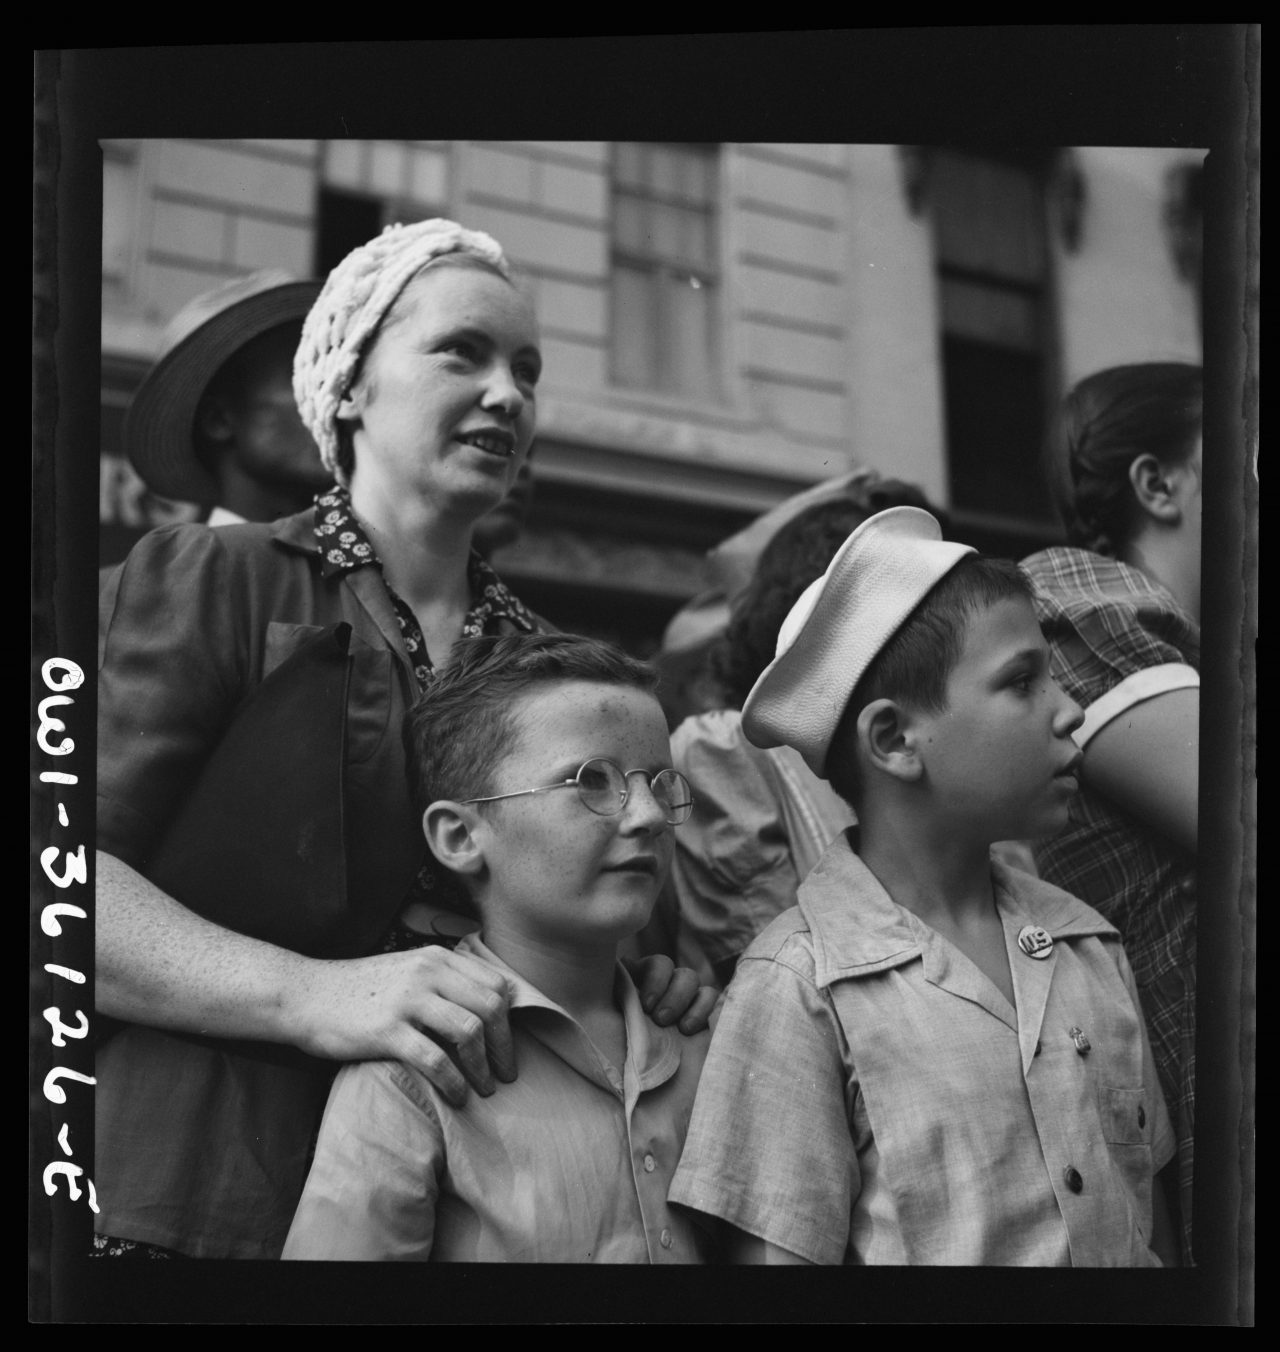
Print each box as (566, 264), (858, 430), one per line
(669, 836), (1174, 1266)
(284, 935), (711, 1263)
(670, 708), (855, 969)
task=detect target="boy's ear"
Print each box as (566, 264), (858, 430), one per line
(422, 801), (486, 877)
(857, 698), (923, 784)
(1128, 453), (1183, 525)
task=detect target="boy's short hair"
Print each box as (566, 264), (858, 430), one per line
(403, 633), (660, 820)
(825, 556), (1032, 805)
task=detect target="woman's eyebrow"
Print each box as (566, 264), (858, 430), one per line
(432, 323), (489, 345)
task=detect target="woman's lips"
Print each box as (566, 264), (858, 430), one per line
(456, 429), (515, 458)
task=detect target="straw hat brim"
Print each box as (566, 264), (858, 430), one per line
(123, 281), (322, 505)
(741, 507), (974, 777)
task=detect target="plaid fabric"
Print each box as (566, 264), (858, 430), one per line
(1021, 546), (1198, 1263)
(315, 486), (541, 919)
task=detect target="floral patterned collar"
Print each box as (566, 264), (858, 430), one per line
(312, 486), (538, 687)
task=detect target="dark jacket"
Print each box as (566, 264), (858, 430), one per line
(94, 510), (526, 1258)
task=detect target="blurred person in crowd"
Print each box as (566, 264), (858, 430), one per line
(93, 220), (712, 1261)
(667, 474), (941, 986)
(123, 270), (332, 526)
(1020, 361), (1202, 1263)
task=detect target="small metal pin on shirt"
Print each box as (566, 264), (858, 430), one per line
(1017, 924), (1054, 960)
(1069, 1026), (1091, 1055)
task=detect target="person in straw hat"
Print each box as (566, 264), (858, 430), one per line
(123, 269), (333, 525)
(93, 219), (713, 1260)
(670, 507), (1178, 1266)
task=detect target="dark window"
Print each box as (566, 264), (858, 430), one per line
(932, 150), (1057, 528)
(315, 186), (383, 279)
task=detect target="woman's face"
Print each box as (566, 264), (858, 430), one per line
(340, 264), (541, 519)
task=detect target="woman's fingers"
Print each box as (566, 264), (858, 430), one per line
(292, 946), (517, 1099)
(390, 1017), (470, 1107)
(651, 964), (700, 1027)
(626, 953), (675, 1016)
(399, 950), (518, 1096)
(677, 984), (722, 1036)
(622, 954), (719, 1031)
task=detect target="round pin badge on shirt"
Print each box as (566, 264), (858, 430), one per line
(1017, 924), (1054, 960)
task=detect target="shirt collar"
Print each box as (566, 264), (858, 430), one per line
(307, 486), (538, 634)
(797, 834), (1116, 989)
(313, 487), (378, 578)
(455, 933), (683, 1093)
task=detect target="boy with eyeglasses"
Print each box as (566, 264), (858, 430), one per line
(284, 633), (710, 1262)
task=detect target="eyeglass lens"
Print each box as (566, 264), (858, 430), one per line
(576, 759), (692, 824)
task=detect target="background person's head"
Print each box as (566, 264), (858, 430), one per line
(405, 634), (679, 936)
(472, 443), (537, 559)
(294, 220), (538, 525)
(124, 271), (329, 520)
(715, 478), (943, 709)
(1047, 361), (1203, 565)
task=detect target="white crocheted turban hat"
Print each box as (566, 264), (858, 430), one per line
(293, 219), (513, 482)
(741, 507), (975, 777)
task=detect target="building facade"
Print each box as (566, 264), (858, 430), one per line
(99, 139), (1205, 651)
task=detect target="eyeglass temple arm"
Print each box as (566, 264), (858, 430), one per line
(461, 781), (577, 807)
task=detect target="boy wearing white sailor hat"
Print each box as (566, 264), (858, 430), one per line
(670, 507), (1179, 1267)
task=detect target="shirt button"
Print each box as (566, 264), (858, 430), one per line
(660, 1228), (672, 1249)
(643, 1153), (656, 1173)
(1064, 1166), (1084, 1194)
(1138, 1106), (1147, 1129)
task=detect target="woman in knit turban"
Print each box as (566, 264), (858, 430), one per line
(94, 220), (711, 1260)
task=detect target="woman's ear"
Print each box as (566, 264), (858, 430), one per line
(1129, 453), (1183, 525)
(334, 382), (364, 427)
(423, 802), (486, 877)
(857, 699), (923, 784)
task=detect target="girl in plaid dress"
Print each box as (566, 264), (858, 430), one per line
(1021, 362), (1202, 1264)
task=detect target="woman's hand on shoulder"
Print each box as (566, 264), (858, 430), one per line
(285, 946), (518, 1106)
(622, 953), (721, 1034)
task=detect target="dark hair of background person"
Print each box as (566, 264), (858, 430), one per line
(403, 632), (659, 822)
(714, 479), (945, 709)
(1045, 362), (1203, 558)
(824, 556), (1032, 808)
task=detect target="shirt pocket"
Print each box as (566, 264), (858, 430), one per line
(262, 622), (393, 767)
(263, 621), (333, 676)
(1097, 1084), (1151, 1146)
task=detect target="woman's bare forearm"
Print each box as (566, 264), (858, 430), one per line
(95, 849), (518, 1103)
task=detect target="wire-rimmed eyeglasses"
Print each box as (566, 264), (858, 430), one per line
(461, 757), (694, 826)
